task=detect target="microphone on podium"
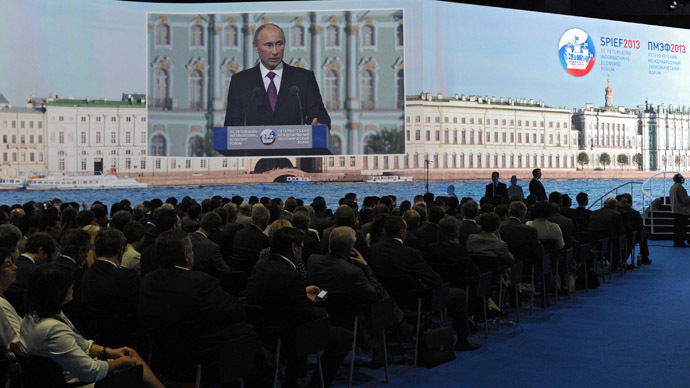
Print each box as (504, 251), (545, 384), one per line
(289, 86), (304, 125)
(244, 87), (264, 126)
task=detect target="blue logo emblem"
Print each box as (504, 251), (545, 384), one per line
(259, 129), (276, 146)
(558, 28), (596, 77)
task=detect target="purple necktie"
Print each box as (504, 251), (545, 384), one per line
(267, 71), (277, 111)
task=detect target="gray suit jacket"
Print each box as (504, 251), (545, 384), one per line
(190, 231), (229, 273)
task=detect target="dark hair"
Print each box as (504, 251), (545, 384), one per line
(479, 212), (501, 233)
(270, 227), (302, 257)
(156, 229), (190, 268)
(334, 205), (356, 227)
(94, 228), (126, 258)
(109, 210), (133, 232)
(461, 200), (478, 219)
(383, 216), (406, 239)
(0, 224), (21, 250)
(59, 228), (91, 259)
(200, 212), (222, 232)
(437, 217), (460, 244)
(532, 200), (554, 219)
(77, 210), (95, 227)
(428, 206), (445, 224)
(24, 264), (73, 318)
(25, 233), (56, 257)
(292, 211), (311, 230)
(123, 221), (145, 245)
(156, 208), (179, 233)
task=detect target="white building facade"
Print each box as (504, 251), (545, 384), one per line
(0, 94), (47, 177)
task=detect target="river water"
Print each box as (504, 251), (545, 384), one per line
(1, 178), (670, 213)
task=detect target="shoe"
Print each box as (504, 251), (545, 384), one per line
(673, 243), (689, 248)
(487, 298), (501, 312)
(641, 257), (652, 264)
(455, 339), (481, 352)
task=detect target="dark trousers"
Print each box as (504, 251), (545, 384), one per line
(448, 287), (470, 339)
(673, 214), (688, 245)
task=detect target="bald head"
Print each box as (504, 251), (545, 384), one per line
(328, 226), (356, 257)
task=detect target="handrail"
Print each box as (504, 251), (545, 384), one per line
(641, 171), (678, 203)
(586, 181), (644, 213)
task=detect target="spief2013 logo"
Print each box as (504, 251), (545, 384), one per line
(558, 28), (596, 77)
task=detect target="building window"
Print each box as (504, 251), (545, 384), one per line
(151, 134), (167, 156)
(291, 24), (305, 48)
(426, 131), (430, 141)
(20, 135), (25, 144)
(361, 25), (375, 47)
(155, 158), (161, 169)
(415, 130), (420, 141)
(95, 132), (101, 144)
(324, 69), (339, 110)
(326, 25), (339, 47)
(223, 24), (238, 47)
(38, 122), (42, 129)
(30, 152), (34, 162)
(186, 159), (191, 169)
(81, 159), (87, 171)
(126, 132), (131, 144)
(190, 24), (204, 47)
(111, 132), (117, 144)
(360, 69), (375, 109)
(350, 156), (356, 167)
(190, 70), (204, 110)
(154, 69), (170, 108)
(141, 159), (146, 169)
(29, 135), (34, 143)
(59, 158), (65, 171)
(96, 117), (101, 122)
(111, 117), (117, 122)
(80, 132), (86, 144)
(38, 135), (42, 143)
(58, 132), (64, 144)
(20, 121), (25, 129)
(156, 22), (170, 45)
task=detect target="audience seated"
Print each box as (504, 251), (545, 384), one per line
(189, 212), (230, 274)
(499, 201), (545, 268)
(15, 232), (55, 287)
(232, 204), (271, 274)
(527, 201), (565, 253)
(18, 264), (164, 387)
(0, 247), (20, 359)
(121, 221), (145, 274)
(466, 212), (515, 267)
(458, 200), (482, 246)
(139, 229), (274, 387)
(367, 216), (480, 351)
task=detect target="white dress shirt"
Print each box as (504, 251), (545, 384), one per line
(259, 62), (284, 94)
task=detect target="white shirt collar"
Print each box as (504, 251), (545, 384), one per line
(276, 254), (296, 270)
(96, 258), (119, 268)
(173, 265), (190, 271)
(58, 254), (77, 265)
(21, 254), (35, 265)
(394, 237), (404, 244)
(259, 62), (283, 93)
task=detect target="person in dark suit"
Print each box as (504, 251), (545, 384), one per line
(572, 192), (593, 240)
(247, 227), (351, 388)
(319, 205), (368, 257)
(140, 229), (274, 387)
(458, 200), (482, 246)
(139, 207), (180, 277)
(232, 204), (271, 274)
(55, 228), (91, 330)
(367, 216), (480, 352)
(291, 210), (320, 265)
(589, 198), (625, 267)
(499, 201), (545, 268)
(224, 23), (330, 128)
(210, 203), (244, 265)
(466, 213), (515, 266)
(414, 205), (444, 249)
(14, 232), (55, 287)
(529, 168), (547, 201)
(80, 228), (141, 347)
(189, 212), (229, 274)
(484, 171), (509, 200)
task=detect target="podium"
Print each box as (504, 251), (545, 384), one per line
(213, 125), (334, 157)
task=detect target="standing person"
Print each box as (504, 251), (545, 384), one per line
(669, 173), (690, 247)
(529, 168), (547, 201)
(224, 23), (330, 128)
(484, 171), (508, 200)
(506, 175), (524, 199)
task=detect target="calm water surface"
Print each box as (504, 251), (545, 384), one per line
(0, 178), (670, 213)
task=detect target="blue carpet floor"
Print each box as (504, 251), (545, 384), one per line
(330, 241), (690, 388)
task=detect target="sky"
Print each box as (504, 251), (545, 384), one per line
(1, 0), (688, 110)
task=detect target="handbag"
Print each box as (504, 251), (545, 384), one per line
(418, 324), (456, 368)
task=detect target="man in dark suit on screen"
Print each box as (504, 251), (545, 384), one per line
(224, 23), (330, 128)
(529, 168), (547, 201)
(484, 171), (508, 200)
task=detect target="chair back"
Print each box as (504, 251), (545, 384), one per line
(427, 283), (450, 314)
(366, 297), (397, 333)
(476, 272), (493, 298)
(323, 294), (359, 331)
(539, 239), (560, 256)
(469, 254), (500, 274)
(9, 343), (69, 388)
(218, 335), (260, 383)
(576, 243), (591, 265)
(375, 274), (426, 311)
(510, 260), (524, 286)
(295, 316), (330, 356)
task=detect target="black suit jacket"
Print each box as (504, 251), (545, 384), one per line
(232, 225), (270, 270)
(484, 182), (508, 199)
(366, 238), (443, 289)
(572, 206), (592, 232)
(189, 231), (229, 274)
(80, 260), (140, 322)
(529, 179), (547, 201)
(247, 253), (316, 333)
(414, 222), (440, 249)
(139, 267), (252, 351)
(15, 255), (36, 286)
(458, 219), (482, 246)
(210, 222), (244, 265)
(307, 253), (384, 305)
(499, 217), (545, 267)
(224, 63), (331, 128)
(589, 206), (625, 239)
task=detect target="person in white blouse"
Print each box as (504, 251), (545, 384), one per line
(0, 247), (21, 359)
(526, 200), (565, 251)
(18, 264), (163, 388)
